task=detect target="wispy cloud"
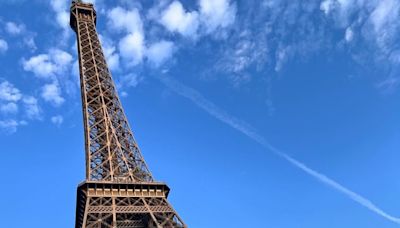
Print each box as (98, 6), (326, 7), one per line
(208, 0), (400, 89)
(158, 75), (400, 225)
(0, 39), (8, 53)
(0, 119), (26, 134)
(41, 83), (65, 107)
(51, 115), (63, 126)
(0, 81), (41, 133)
(150, 0), (236, 39)
(0, 102), (18, 115)
(22, 96), (41, 120)
(22, 49), (74, 107)
(146, 40), (175, 67)
(99, 34), (120, 72)
(5, 21), (25, 35)
(0, 81), (22, 102)
(1, 20), (36, 51)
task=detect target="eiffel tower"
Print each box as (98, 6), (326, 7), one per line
(70, 1), (186, 227)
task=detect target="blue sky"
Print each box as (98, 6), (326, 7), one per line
(0, 0), (399, 227)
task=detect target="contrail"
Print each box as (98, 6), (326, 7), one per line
(158, 75), (400, 225)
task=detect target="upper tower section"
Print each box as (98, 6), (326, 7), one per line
(70, 0), (97, 32)
(69, 0), (153, 183)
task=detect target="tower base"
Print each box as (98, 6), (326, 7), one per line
(75, 181), (186, 228)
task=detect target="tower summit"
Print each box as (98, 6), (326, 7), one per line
(70, 1), (186, 227)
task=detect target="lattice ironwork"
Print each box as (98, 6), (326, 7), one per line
(70, 1), (186, 227)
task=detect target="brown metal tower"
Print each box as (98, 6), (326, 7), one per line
(70, 1), (186, 227)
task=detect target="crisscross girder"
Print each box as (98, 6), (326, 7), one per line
(71, 3), (153, 183)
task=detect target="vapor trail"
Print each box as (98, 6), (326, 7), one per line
(158, 76), (400, 225)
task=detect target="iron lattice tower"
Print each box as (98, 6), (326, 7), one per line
(70, 1), (186, 227)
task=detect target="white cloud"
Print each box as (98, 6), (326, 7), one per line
(160, 1), (200, 37)
(119, 32), (145, 66)
(153, 0), (236, 38)
(23, 36), (37, 51)
(52, 49), (73, 66)
(369, 0), (400, 47)
(41, 83), (65, 106)
(23, 96), (41, 120)
(5, 22), (25, 35)
(99, 35), (120, 71)
(72, 61), (80, 83)
(0, 39), (8, 53)
(0, 83), (40, 133)
(0, 81), (22, 102)
(275, 46), (293, 72)
(107, 7), (146, 66)
(119, 73), (140, 88)
(317, 0), (400, 78)
(146, 40), (175, 67)
(345, 27), (354, 42)
(231, 41), (253, 73)
(218, 30), (269, 81)
(4, 21), (36, 51)
(50, 0), (67, 12)
(0, 102), (18, 115)
(204, 0), (400, 81)
(23, 54), (56, 78)
(320, 0), (360, 19)
(370, 0), (397, 32)
(51, 115), (64, 126)
(0, 120), (20, 134)
(320, 0), (335, 15)
(106, 50), (120, 71)
(212, 1), (325, 80)
(199, 0), (237, 33)
(107, 7), (143, 34)
(22, 49), (73, 79)
(50, 0), (69, 29)
(319, 0), (400, 43)
(376, 77), (400, 93)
